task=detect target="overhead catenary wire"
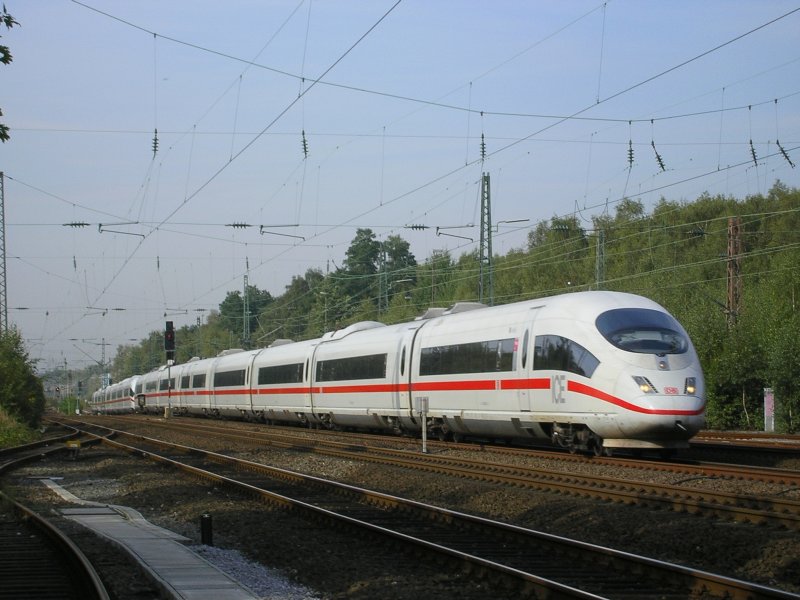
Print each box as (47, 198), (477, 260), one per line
(66, 0), (402, 320)
(13, 3), (800, 367)
(68, 1), (800, 127)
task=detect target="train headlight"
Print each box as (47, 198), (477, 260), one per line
(633, 376), (658, 394)
(684, 377), (697, 395)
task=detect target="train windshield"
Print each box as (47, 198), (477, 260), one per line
(596, 308), (688, 355)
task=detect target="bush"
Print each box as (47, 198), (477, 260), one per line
(0, 406), (38, 447)
(0, 328), (46, 428)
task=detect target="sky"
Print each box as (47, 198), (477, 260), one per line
(1, 1), (799, 373)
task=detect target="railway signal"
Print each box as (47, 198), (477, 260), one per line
(164, 320), (175, 362)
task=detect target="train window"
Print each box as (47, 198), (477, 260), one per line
(596, 308), (688, 354)
(534, 335), (599, 378)
(316, 353), (387, 382)
(192, 373), (206, 388)
(135, 382), (143, 394)
(521, 330), (529, 369)
(420, 338), (516, 376)
(145, 380), (157, 392)
(181, 376), (190, 389)
(159, 378), (175, 391)
(258, 363), (303, 385)
(214, 369), (246, 387)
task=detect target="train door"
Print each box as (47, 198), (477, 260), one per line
(307, 344), (320, 425)
(394, 325), (419, 415)
(246, 351), (260, 415)
(209, 355), (224, 415)
(517, 329), (532, 412)
(518, 307), (541, 412)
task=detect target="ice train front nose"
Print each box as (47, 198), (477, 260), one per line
(630, 395), (705, 438)
(602, 383), (706, 448)
(593, 303), (706, 448)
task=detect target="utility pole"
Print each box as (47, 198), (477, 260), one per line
(378, 243), (388, 314)
(0, 172), (7, 333)
(726, 216), (742, 327)
(478, 172), (493, 305)
(242, 274), (251, 348)
(595, 228), (605, 290)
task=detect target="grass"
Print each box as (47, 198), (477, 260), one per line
(0, 407), (38, 448)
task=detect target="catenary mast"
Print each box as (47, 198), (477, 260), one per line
(0, 172), (8, 332)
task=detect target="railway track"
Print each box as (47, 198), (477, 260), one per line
(690, 431), (800, 467)
(0, 445), (109, 600)
(79, 416), (800, 531)
(694, 430), (800, 446)
(70, 421), (797, 600)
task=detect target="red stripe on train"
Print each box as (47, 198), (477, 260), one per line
(568, 381), (704, 416)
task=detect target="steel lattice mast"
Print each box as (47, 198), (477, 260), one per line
(0, 172), (7, 333)
(478, 172), (493, 306)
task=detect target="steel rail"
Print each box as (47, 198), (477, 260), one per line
(0, 466), (110, 600)
(89, 414), (800, 485)
(76, 423), (798, 600)
(94, 417), (800, 530)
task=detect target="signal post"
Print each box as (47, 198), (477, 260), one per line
(165, 321), (175, 418)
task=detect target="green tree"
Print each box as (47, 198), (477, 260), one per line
(339, 228), (381, 302)
(382, 234), (417, 278)
(524, 216), (590, 293)
(767, 313), (800, 432)
(218, 285), (273, 345)
(414, 249), (455, 306)
(0, 328), (45, 427)
(259, 269), (323, 341)
(1, 6), (19, 143)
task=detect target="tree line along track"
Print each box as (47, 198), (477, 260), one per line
(77, 416), (800, 532)
(69, 422), (799, 600)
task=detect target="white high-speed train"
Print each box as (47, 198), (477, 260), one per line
(91, 291), (706, 454)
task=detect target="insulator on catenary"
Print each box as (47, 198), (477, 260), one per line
(777, 139), (795, 169)
(651, 141), (666, 172)
(749, 139), (758, 167)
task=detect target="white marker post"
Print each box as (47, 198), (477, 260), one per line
(415, 396), (429, 454)
(165, 359), (174, 419)
(764, 387), (774, 433)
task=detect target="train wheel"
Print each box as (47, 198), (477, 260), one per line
(590, 438), (604, 457)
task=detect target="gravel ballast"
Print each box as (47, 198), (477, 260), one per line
(4, 424), (800, 599)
